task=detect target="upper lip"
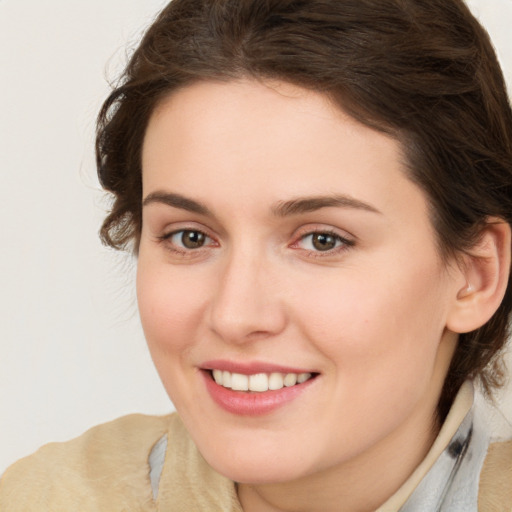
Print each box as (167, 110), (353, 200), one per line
(200, 359), (317, 375)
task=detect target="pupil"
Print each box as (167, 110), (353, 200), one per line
(312, 233), (336, 251)
(182, 231), (205, 249)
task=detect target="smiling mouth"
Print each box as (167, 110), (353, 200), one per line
(209, 369), (317, 392)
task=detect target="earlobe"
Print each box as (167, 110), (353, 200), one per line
(447, 218), (511, 334)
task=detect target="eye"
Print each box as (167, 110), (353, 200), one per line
(296, 231), (353, 253)
(305, 233), (339, 251)
(165, 229), (213, 250)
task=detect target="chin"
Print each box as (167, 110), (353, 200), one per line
(209, 458), (305, 485)
(195, 436), (317, 485)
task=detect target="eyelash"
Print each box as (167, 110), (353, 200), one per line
(158, 228), (354, 258)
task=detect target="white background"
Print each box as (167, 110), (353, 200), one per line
(0, 0), (511, 475)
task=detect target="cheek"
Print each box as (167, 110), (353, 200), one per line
(288, 265), (452, 451)
(293, 260), (450, 385)
(136, 262), (209, 357)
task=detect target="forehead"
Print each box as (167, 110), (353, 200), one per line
(142, 79), (409, 201)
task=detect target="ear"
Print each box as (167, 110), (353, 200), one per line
(446, 218), (511, 334)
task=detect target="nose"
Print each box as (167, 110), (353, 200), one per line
(207, 246), (287, 344)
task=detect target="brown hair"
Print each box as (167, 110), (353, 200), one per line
(96, 0), (512, 418)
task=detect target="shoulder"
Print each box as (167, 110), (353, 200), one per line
(479, 439), (512, 511)
(0, 413), (173, 512)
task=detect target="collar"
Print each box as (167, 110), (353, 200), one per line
(378, 381), (492, 512)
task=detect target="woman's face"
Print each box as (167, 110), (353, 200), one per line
(137, 79), (463, 484)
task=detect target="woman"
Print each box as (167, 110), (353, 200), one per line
(1, 0), (512, 510)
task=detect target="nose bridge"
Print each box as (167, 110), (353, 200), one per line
(208, 241), (286, 342)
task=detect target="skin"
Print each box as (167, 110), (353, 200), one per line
(137, 79), (468, 512)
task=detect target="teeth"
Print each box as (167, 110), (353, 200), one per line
(213, 369), (223, 385)
(297, 373), (310, 384)
(249, 373), (268, 392)
(231, 373), (249, 391)
(211, 370), (313, 392)
(222, 370), (232, 388)
(268, 372), (284, 390)
(284, 373), (297, 387)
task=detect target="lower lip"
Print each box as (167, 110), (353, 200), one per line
(202, 371), (316, 416)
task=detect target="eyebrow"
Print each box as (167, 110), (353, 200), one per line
(142, 191), (380, 217)
(143, 191), (212, 216)
(272, 195), (381, 216)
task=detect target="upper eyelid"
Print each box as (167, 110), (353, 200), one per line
(143, 207), (224, 237)
(161, 227), (206, 237)
(292, 224), (356, 242)
(159, 222), (215, 238)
